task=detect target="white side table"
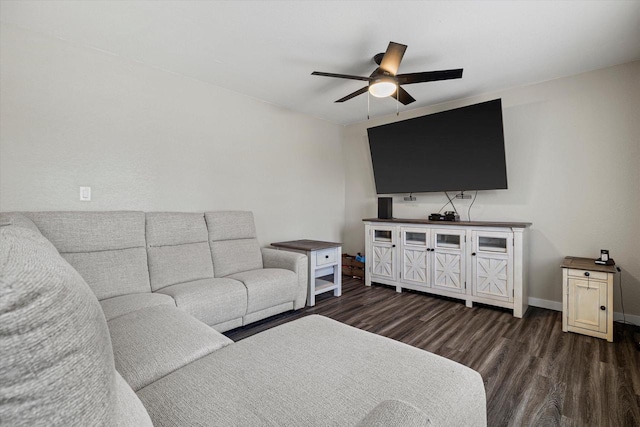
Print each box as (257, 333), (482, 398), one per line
(561, 256), (616, 342)
(271, 239), (342, 307)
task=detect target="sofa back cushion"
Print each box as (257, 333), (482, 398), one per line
(146, 212), (214, 291)
(25, 211), (150, 300)
(205, 211), (263, 277)
(0, 225), (152, 426)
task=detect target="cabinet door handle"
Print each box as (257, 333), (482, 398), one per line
(600, 305), (606, 311)
(392, 244), (396, 248)
(325, 255), (329, 259)
(471, 252), (476, 256)
(584, 272), (590, 277)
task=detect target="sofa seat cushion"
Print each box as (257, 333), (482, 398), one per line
(114, 372), (155, 426)
(227, 268), (298, 314)
(155, 278), (247, 327)
(356, 400), (432, 426)
(136, 315), (486, 427)
(100, 293), (176, 321)
(108, 305), (233, 392)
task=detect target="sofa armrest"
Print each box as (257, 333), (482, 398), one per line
(261, 247), (308, 310)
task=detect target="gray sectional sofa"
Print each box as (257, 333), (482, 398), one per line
(22, 210), (308, 330)
(0, 211), (487, 426)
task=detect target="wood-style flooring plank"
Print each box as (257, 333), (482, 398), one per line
(224, 277), (640, 426)
(507, 374), (565, 427)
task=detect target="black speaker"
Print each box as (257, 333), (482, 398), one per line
(378, 197), (393, 219)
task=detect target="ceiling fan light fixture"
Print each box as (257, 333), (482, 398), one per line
(369, 78), (397, 98)
(312, 41), (462, 106)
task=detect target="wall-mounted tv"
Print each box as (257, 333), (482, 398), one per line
(367, 99), (507, 194)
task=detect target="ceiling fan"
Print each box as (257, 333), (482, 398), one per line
(312, 41), (463, 105)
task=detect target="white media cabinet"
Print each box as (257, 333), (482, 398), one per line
(363, 218), (531, 318)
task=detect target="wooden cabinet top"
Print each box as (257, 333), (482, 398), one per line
(362, 218), (532, 228)
(561, 256), (617, 274)
(271, 239), (341, 251)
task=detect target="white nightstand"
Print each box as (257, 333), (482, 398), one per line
(561, 256), (616, 342)
(271, 240), (342, 307)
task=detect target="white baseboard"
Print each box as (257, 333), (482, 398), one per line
(527, 297), (640, 326)
(613, 312), (640, 326)
(527, 297), (562, 312)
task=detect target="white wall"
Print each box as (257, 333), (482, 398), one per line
(342, 61), (640, 317)
(2, 21), (639, 318)
(0, 24), (345, 246)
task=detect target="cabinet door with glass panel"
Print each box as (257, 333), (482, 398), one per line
(400, 227), (430, 287)
(431, 229), (466, 294)
(370, 226), (397, 281)
(471, 231), (513, 302)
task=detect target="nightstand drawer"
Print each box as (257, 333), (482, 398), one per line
(316, 248), (338, 266)
(567, 268), (608, 281)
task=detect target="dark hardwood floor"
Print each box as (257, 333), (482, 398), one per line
(225, 277), (640, 426)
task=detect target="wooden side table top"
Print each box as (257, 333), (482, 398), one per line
(271, 239), (341, 251)
(560, 256), (617, 274)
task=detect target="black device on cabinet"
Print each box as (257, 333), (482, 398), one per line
(595, 249), (615, 266)
(428, 211), (459, 222)
(378, 197), (393, 219)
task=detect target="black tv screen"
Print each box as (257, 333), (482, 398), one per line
(367, 99), (507, 194)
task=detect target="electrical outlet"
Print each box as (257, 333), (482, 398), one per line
(80, 186), (91, 201)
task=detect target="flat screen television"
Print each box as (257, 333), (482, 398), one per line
(367, 99), (507, 194)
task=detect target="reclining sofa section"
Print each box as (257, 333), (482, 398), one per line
(0, 212), (487, 426)
(22, 210), (308, 331)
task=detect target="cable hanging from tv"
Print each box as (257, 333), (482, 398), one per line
(433, 191), (478, 221)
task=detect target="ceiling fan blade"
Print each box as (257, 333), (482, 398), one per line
(390, 86), (416, 105)
(312, 71), (371, 81)
(397, 69), (463, 85)
(335, 86), (369, 103)
(379, 42), (407, 76)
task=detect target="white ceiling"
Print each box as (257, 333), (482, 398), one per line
(2, 1), (639, 125)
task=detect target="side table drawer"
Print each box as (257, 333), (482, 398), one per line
(567, 268), (608, 281)
(316, 248), (338, 266)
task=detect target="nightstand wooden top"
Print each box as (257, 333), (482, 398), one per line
(561, 256), (617, 274)
(271, 239), (341, 251)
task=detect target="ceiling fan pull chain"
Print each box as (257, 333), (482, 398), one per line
(367, 90), (370, 120)
(396, 83), (399, 116)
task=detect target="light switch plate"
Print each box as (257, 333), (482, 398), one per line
(80, 186), (91, 201)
